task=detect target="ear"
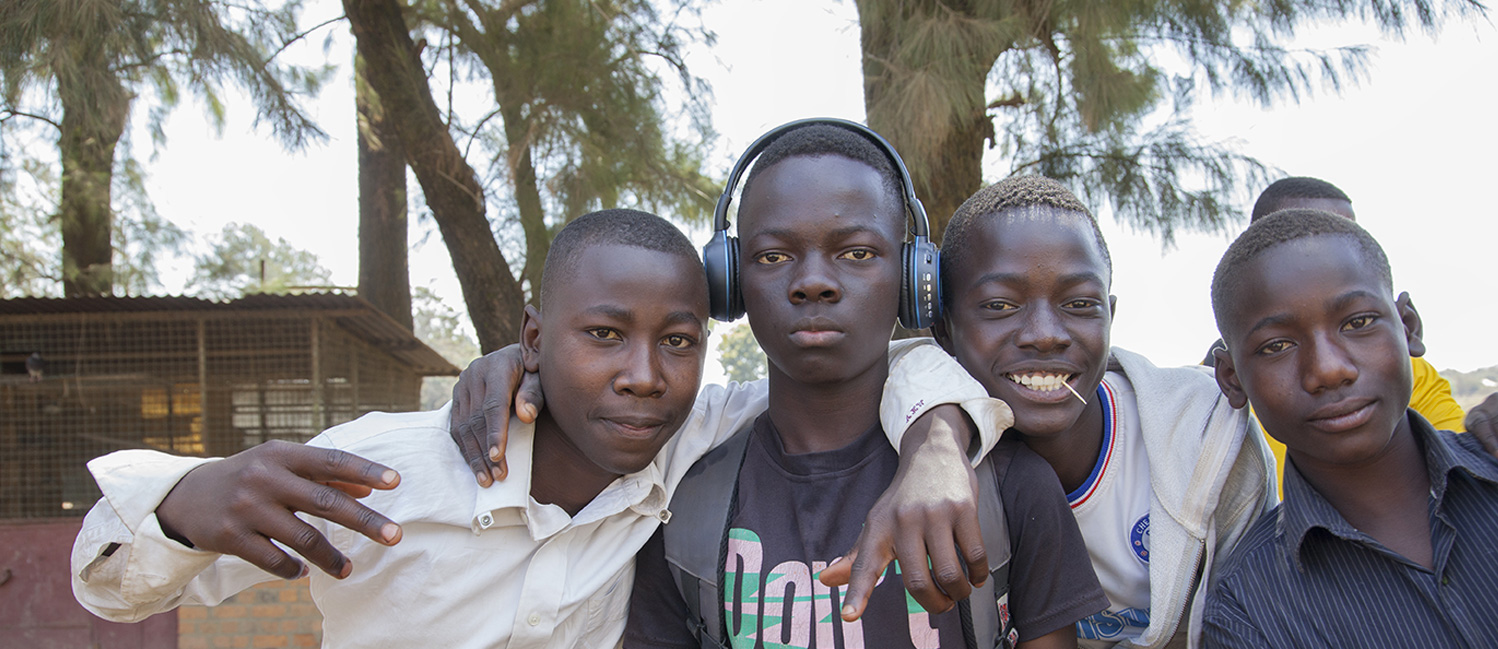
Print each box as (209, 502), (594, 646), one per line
(1213, 346), (1250, 410)
(1395, 292), (1426, 358)
(520, 304), (544, 373)
(930, 316), (956, 356)
(1108, 294), (1118, 319)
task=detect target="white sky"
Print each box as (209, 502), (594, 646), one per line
(138, 0), (1498, 377)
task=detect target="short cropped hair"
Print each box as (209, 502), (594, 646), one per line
(1251, 176), (1352, 221)
(941, 175), (1112, 307)
(739, 123), (904, 224)
(1211, 208), (1393, 337)
(540, 208), (703, 308)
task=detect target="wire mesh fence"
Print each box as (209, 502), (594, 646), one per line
(0, 295), (456, 520)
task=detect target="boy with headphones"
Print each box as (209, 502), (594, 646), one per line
(621, 121), (1106, 648)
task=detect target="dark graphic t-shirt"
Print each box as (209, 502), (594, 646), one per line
(625, 413), (1106, 648)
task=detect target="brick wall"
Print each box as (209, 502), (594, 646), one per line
(177, 579), (321, 649)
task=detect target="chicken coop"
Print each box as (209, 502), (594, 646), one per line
(0, 293), (460, 520)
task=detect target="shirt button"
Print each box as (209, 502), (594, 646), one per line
(527, 613), (540, 626)
(479, 513), (494, 528)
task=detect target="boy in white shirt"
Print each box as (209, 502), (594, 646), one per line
(72, 209), (999, 647)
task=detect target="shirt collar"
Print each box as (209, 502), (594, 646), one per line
(1276, 410), (1498, 571)
(1418, 411), (1498, 499)
(469, 417), (671, 540)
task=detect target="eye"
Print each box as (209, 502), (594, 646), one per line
(755, 251), (789, 265)
(979, 300), (1018, 312)
(1255, 340), (1293, 356)
(588, 328), (623, 342)
(1342, 314), (1376, 331)
(838, 248), (876, 261)
(662, 334), (697, 350)
(1062, 298), (1101, 310)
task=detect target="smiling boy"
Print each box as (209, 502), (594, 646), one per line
(894, 175), (1276, 649)
(71, 209), (769, 647)
(1202, 210), (1498, 648)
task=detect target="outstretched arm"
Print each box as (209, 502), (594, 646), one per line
(73, 443), (400, 621)
(156, 440), (402, 579)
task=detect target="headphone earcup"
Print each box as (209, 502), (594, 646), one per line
(703, 230), (744, 321)
(898, 237), (940, 330)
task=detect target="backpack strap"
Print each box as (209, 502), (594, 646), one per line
(968, 453), (1017, 649)
(663, 426), (753, 649)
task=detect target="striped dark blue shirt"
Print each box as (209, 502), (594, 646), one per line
(1203, 412), (1498, 649)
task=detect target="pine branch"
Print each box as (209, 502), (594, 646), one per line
(0, 108), (59, 130)
(262, 14), (347, 66)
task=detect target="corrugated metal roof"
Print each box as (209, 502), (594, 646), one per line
(0, 294), (461, 376)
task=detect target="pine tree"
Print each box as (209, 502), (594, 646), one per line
(347, 0), (718, 352)
(853, 0), (1485, 243)
(0, 0), (326, 296)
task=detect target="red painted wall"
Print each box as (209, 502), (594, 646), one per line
(0, 519), (176, 649)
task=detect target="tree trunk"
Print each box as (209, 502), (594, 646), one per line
(343, 0), (525, 353)
(856, 0), (996, 244)
(897, 111), (987, 244)
(500, 102), (550, 303)
(355, 53), (413, 331)
(56, 43), (129, 297)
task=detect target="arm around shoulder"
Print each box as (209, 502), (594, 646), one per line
(882, 337), (1012, 463)
(657, 378), (769, 481)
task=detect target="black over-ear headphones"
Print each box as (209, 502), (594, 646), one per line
(702, 118), (941, 329)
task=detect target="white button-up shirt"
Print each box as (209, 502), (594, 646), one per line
(72, 340), (1007, 648)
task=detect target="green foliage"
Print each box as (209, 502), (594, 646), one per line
(0, 0), (332, 296)
(856, 0), (1486, 243)
(189, 222), (332, 299)
(408, 0), (720, 298)
(0, 152), (58, 297)
(717, 323), (767, 384)
(412, 287), (481, 410)
(111, 155), (188, 296)
(0, 146), (185, 297)
(0, 0), (329, 150)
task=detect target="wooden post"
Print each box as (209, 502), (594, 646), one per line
(197, 318), (208, 451)
(311, 318), (324, 431)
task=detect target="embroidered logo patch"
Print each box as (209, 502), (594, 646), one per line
(1130, 514), (1150, 564)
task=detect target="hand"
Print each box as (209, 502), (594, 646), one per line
(155, 440), (401, 580)
(819, 404), (987, 620)
(1465, 392), (1498, 458)
(448, 344), (546, 486)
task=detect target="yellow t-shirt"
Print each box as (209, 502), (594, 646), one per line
(1260, 356), (1466, 496)
(1410, 356), (1466, 431)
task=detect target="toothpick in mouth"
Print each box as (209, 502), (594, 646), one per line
(1062, 381), (1088, 405)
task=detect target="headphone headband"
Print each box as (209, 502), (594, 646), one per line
(704, 118), (940, 329)
(711, 118), (930, 238)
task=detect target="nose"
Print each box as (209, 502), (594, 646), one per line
(788, 256), (841, 305)
(1301, 333), (1358, 394)
(1015, 303), (1070, 352)
(613, 341), (666, 398)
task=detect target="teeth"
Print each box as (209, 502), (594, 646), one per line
(1007, 372), (1071, 392)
